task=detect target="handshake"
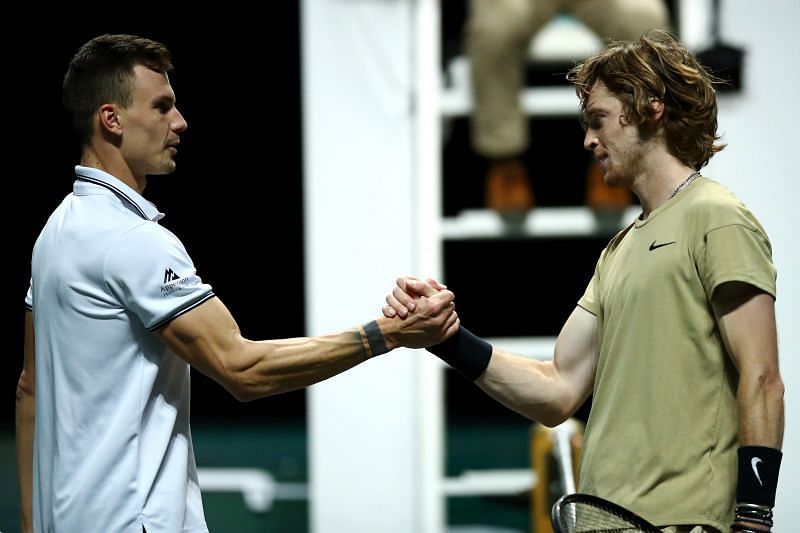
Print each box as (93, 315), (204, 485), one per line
(376, 275), (460, 351)
(375, 275), (493, 381)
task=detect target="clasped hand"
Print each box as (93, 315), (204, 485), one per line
(382, 276), (459, 349)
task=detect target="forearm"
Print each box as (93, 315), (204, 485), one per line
(443, 307), (595, 427)
(477, 350), (576, 427)
(732, 370), (784, 532)
(230, 318), (395, 400)
(15, 387), (34, 533)
(737, 371), (784, 448)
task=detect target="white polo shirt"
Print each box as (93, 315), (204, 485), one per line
(26, 166), (214, 533)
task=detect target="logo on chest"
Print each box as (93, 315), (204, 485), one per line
(648, 240), (676, 251)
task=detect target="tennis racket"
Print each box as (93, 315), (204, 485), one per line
(551, 493), (662, 533)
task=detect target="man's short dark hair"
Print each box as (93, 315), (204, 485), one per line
(63, 34), (173, 145)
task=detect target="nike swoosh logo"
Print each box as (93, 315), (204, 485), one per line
(649, 241), (676, 251)
(751, 457), (764, 486)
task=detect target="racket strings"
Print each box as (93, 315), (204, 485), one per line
(558, 501), (655, 533)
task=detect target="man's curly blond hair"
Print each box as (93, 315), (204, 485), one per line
(568, 30), (725, 170)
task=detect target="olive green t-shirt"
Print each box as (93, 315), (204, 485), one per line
(577, 177), (776, 530)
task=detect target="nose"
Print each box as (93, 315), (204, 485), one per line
(583, 129), (598, 151)
(172, 107), (188, 133)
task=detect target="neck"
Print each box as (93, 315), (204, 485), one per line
(81, 145), (147, 194)
(630, 149), (697, 218)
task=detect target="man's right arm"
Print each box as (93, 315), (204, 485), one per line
(385, 277), (599, 427)
(475, 305), (598, 426)
(157, 291), (459, 402)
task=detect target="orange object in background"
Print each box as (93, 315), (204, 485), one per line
(585, 160), (631, 212)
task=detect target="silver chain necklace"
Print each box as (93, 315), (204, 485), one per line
(669, 171), (702, 199)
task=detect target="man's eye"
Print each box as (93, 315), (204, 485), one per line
(580, 113), (603, 130)
(155, 101), (172, 113)
(588, 116), (603, 129)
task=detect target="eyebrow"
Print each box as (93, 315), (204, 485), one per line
(584, 103), (609, 116)
(151, 94), (175, 107)
(581, 107), (599, 118)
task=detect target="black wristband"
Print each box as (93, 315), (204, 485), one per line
(362, 320), (389, 357)
(737, 446), (782, 507)
(426, 327), (492, 381)
(731, 526), (770, 533)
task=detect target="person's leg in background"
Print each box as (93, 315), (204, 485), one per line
(570, 0), (670, 211)
(466, 0), (561, 214)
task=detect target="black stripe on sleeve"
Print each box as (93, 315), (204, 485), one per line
(147, 291), (216, 331)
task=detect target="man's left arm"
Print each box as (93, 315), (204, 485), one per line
(16, 311), (35, 533)
(712, 281), (784, 531)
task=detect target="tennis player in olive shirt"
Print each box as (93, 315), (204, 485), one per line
(385, 31), (783, 533)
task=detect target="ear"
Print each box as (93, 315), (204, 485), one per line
(98, 103), (123, 136)
(649, 96), (665, 122)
